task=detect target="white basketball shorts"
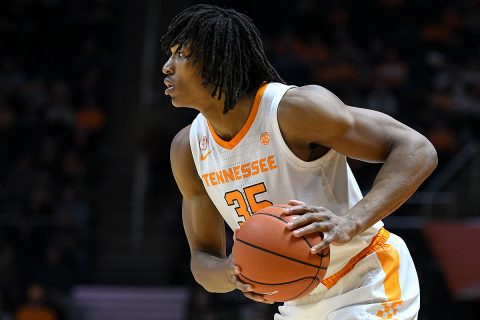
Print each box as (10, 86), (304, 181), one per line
(274, 228), (420, 320)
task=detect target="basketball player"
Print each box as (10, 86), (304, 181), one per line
(163, 4), (437, 319)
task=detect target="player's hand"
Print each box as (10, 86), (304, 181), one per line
(282, 200), (357, 254)
(226, 229), (274, 304)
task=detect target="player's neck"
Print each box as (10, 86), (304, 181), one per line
(204, 90), (257, 142)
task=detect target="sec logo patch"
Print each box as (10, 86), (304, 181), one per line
(260, 132), (270, 145)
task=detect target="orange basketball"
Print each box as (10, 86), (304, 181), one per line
(233, 204), (330, 302)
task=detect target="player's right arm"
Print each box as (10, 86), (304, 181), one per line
(171, 126), (271, 303)
(170, 125), (236, 293)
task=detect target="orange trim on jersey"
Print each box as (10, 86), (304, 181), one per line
(321, 228), (391, 289)
(376, 243), (402, 319)
(377, 243), (402, 301)
(207, 83), (268, 150)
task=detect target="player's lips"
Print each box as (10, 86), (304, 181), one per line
(164, 78), (175, 95)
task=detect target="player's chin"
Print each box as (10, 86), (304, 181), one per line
(169, 97), (182, 107)
(170, 98), (191, 109)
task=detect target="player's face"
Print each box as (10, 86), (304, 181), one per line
(162, 44), (215, 109)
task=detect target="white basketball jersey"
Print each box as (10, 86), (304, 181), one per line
(189, 82), (384, 282)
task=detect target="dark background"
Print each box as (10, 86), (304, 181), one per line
(0, 0), (479, 319)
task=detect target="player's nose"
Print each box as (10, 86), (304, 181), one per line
(162, 57), (174, 75)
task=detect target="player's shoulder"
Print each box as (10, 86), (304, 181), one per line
(170, 124), (193, 170)
(278, 85), (352, 142)
(171, 125), (191, 152)
(170, 124), (206, 197)
(281, 84), (341, 111)
(279, 84), (349, 125)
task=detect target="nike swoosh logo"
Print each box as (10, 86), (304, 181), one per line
(200, 150), (213, 161)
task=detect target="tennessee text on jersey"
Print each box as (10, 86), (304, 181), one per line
(201, 154), (278, 186)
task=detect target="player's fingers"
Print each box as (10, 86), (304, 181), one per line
(282, 206), (311, 217)
(243, 291), (275, 304)
(237, 281), (253, 293)
(226, 264), (240, 286)
(310, 234), (333, 254)
(286, 212), (326, 229)
(285, 214), (310, 229)
(231, 265), (240, 275)
(287, 199), (305, 206)
(236, 279), (253, 292)
(233, 227), (240, 241)
(226, 254), (240, 279)
(291, 222), (329, 237)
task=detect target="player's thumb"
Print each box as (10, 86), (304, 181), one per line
(233, 227), (240, 241)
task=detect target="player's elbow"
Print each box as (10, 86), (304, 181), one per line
(426, 143), (438, 174)
(190, 257), (232, 293)
(191, 269), (215, 292)
(414, 135), (438, 176)
(191, 269), (228, 293)
(190, 259), (210, 291)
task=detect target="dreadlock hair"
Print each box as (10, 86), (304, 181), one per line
(160, 4), (285, 114)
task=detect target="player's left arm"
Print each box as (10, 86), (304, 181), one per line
(280, 85), (438, 253)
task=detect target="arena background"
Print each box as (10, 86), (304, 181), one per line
(0, 0), (479, 319)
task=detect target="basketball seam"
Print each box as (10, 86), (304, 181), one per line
(239, 274), (320, 302)
(236, 238), (327, 270)
(287, 278), (320, 301)
(301, 231), (331, 295)
(239, 273), (317, 286)
(303, 237), (329, 258)
(254, 212), (329, 258)
(302, 238), (323, 297)
(244, 207), (328, 301)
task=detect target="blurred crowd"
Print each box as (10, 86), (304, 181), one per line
(0, 0), (117, 318)
(255, 0), (480, 180)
